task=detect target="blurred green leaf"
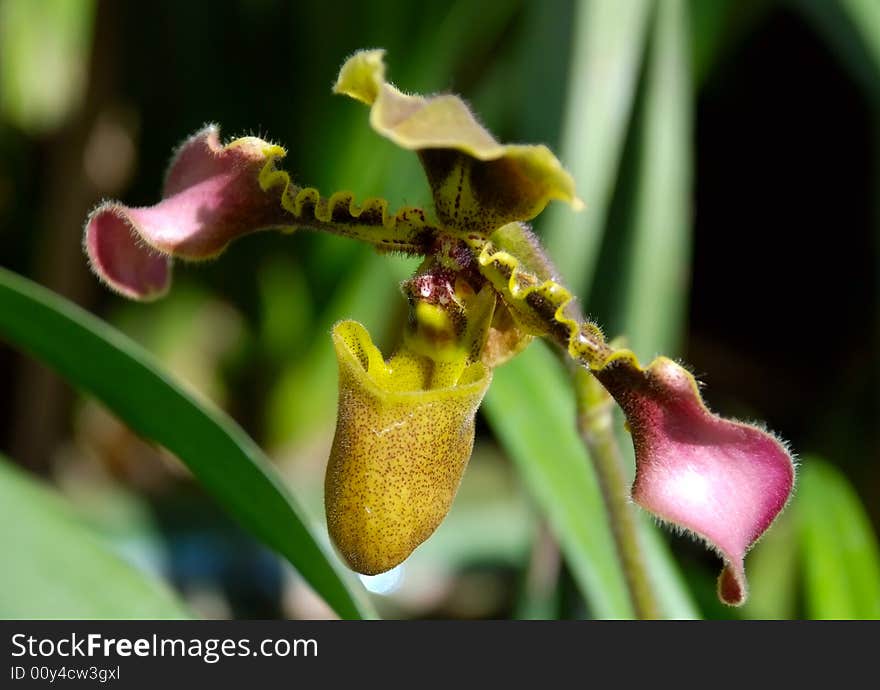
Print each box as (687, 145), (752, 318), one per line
(0, 0), (95, 133)
(258, 257), (313, 362)
(0, 267), (373, 620)
(0, 455), (188, 618)
(689, 0), (731, 86)
(840, 0), (880, 74)
(266, 252), (402, 447)
(620, 0), (693, 361)
(794, 0), (880, 101)
(113, 287), (245, 408)
(798, 457), (880, 620)
(542, 0), (653, 297)
(513, 521), (563, 621)
(488, 0), (698, 619)
(620, 0), (700, 619)
(483, 341), (634, 618)
(739, 508), (798, 619)
(689, 0), (772, 89)
(636, 513), (699, 619)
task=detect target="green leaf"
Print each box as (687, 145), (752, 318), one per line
(0, 267), (373, 620)
(483, 341), (634, 618)
(560, 0), (699, 618)
(620, 0), (694, 361)
(840, 0), (880, 74)
(689, 0), (732, 86)
(795, 0), (880, 100)
(542, 0), (653, 298)
(739, 508), (798, 620)
(798, 457), (880, 620)
(0, 455), (188, 619)
(485, 0), (698, 619)
(636, 513), (699, 619)
(618, 0), (701, 619)
(0, 0), (95, 133)
(574, 0), (701, 617)
(266, 252), (401, 447)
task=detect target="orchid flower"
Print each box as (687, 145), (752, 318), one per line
(84, 49), (794, 607)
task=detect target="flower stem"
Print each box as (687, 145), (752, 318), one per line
(571, 364), (660, 620)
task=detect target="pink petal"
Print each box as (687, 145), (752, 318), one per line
(84, 125), (291, 300)
(595, 355), (795, 606)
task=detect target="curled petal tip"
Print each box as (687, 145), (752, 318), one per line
(84, 125), (291, 301)
(333, 48), (387, 105)
(596, 354), (795, 606)
(84, 202), (172, 301)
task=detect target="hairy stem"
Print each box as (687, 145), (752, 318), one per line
(572, 364), (660, 619)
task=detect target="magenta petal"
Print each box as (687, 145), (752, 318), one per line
(84, 125), (291, 300)
(596, 355), (795, 606)
(84, 205), (172, 300)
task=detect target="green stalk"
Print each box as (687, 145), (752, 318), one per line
(572, 365), (660, 620)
